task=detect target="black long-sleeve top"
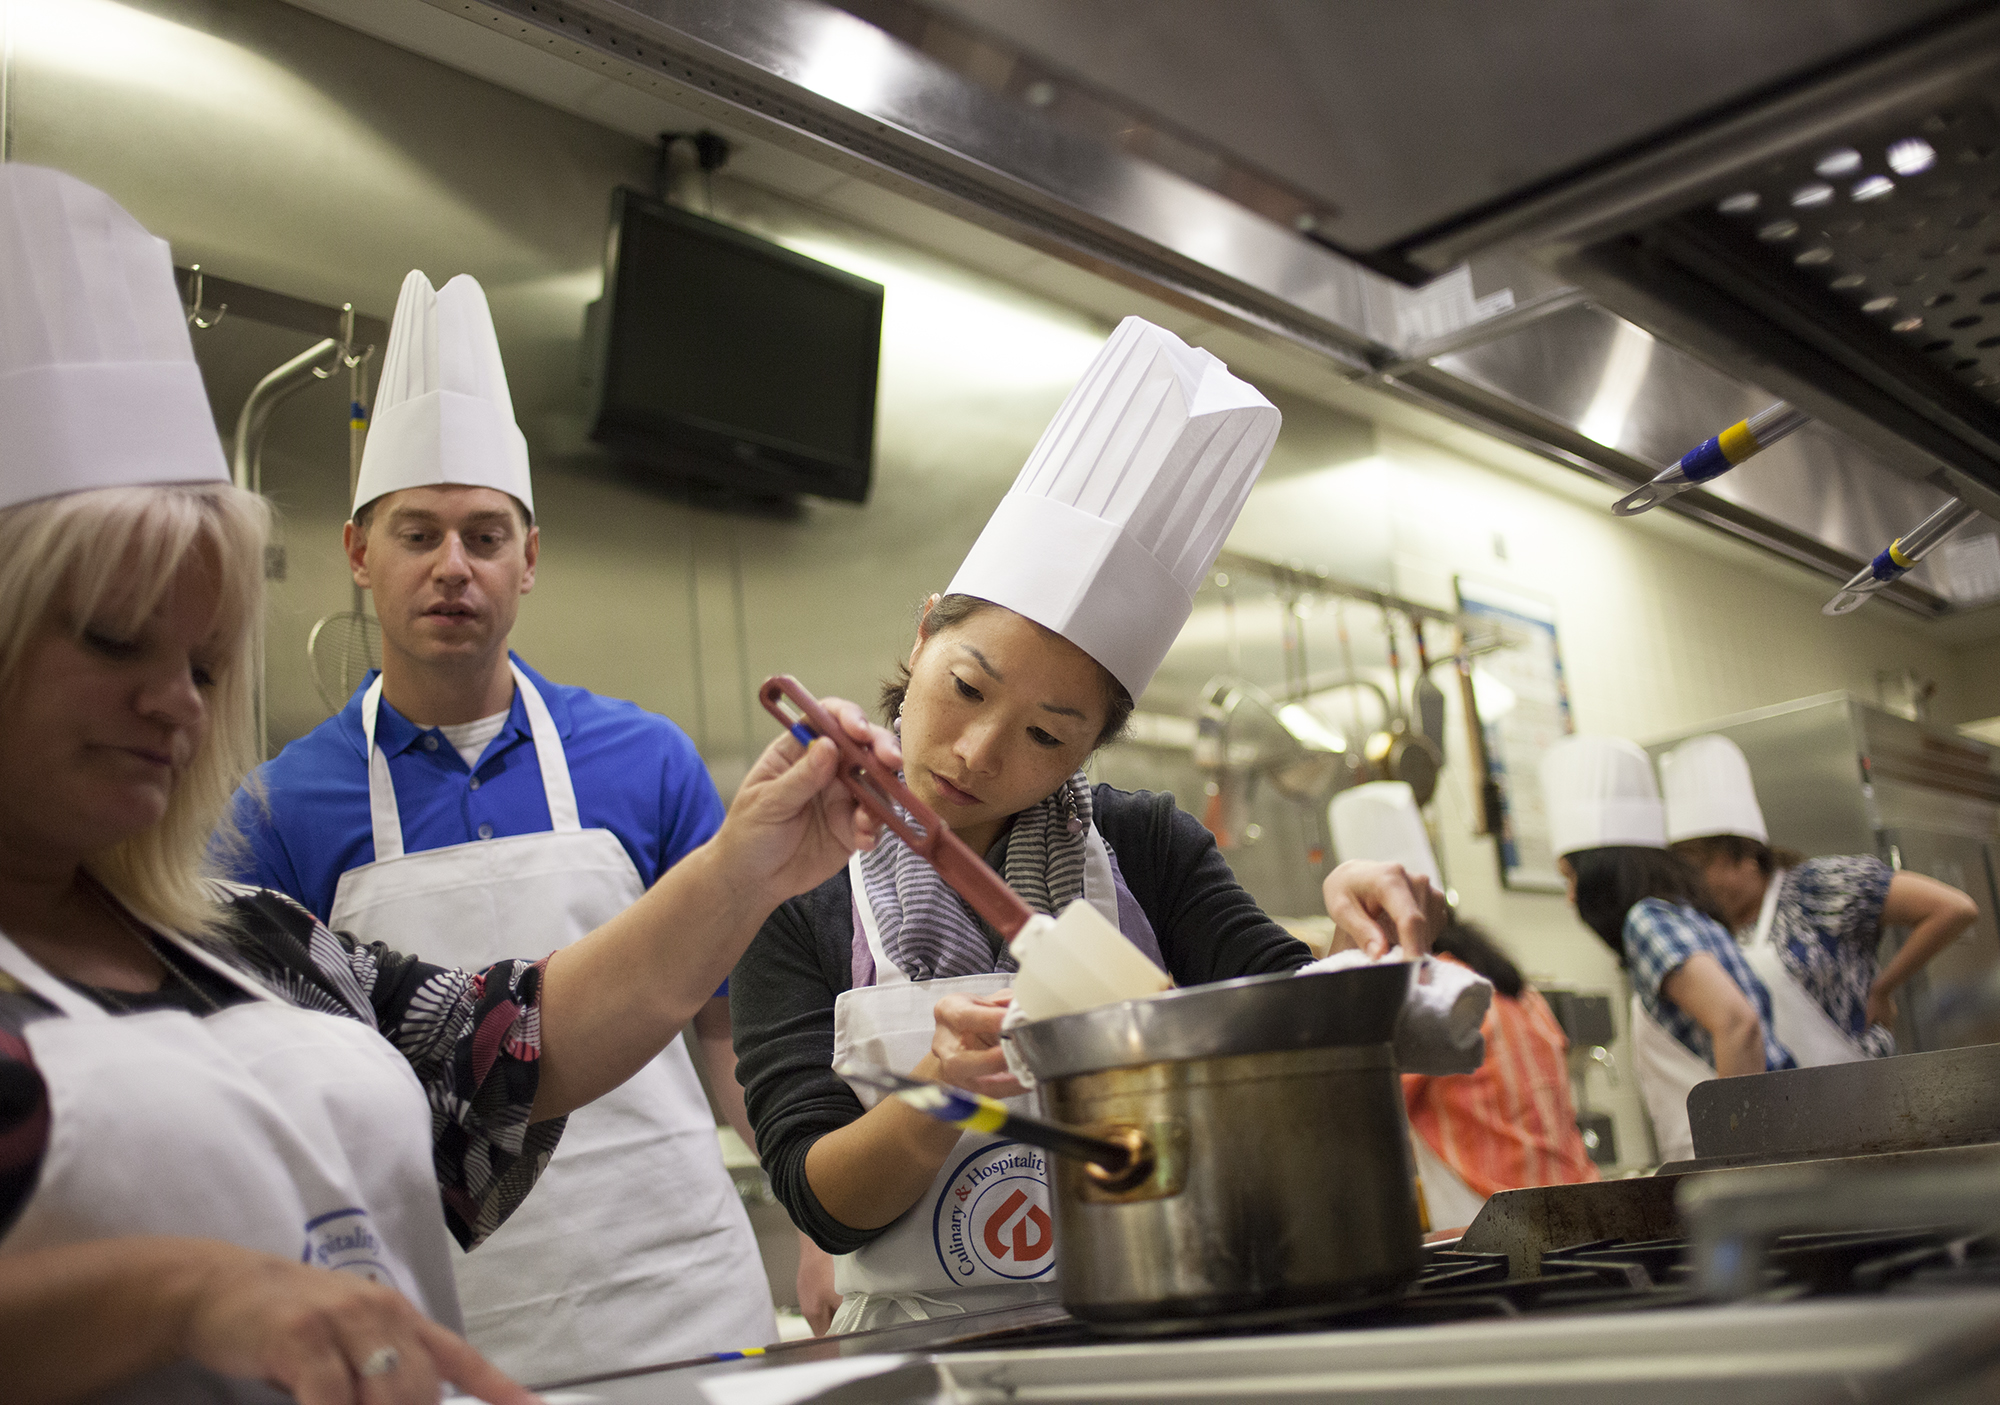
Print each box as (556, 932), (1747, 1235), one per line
(731, 785), (1313, 1253)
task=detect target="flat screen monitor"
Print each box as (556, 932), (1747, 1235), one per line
(587, 188), (883, 504)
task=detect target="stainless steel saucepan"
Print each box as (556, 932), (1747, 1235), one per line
(1010, 962), (1424, 1329)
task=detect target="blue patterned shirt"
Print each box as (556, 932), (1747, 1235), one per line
(1764, 856), (1896, 1057)
(1624, 898), (1796, 1071)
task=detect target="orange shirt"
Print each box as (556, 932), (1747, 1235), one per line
(1402, 960), (1600, 1199)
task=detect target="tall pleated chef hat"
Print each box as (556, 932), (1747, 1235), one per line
(0, 165), (227, 512)
(1539, 734), (1668, 859)
(1329, 781), (1443, 889)
(352, 269), (532, 517)
(1659, 733), (1768, 844)
(947, 316), (1281, 699)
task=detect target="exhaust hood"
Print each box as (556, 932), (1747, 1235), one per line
(389, 0), (2000, 618)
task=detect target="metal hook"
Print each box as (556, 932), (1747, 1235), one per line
(335, 302), (376, 372)
(183, 264), (227, 330)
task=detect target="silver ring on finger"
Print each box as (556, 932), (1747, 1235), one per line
(358, 1346), (401, 1378)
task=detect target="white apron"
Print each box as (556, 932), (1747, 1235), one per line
(1409, 1131), (1487, 1233)
(1629, 994), (1714, 1165)
(328, 664), (773, 1381)
(0, 924), (460, 1404)
(825, 835), (1133, 1334)
(1740, 870), (1870, 1067)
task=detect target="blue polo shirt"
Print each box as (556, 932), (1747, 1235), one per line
(227, 655), (725, 947)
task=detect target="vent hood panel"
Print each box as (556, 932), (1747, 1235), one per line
(384, 0), (2000, 619)
(905, 0), (1969, 263)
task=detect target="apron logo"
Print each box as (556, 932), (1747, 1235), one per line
(302, 1207), (397, 1287)
(933, 1140), (1054, 1282)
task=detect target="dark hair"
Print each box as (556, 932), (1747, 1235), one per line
(1670, 833), (1807, 877)
(351, 492), (533, 536)
(879, 593), (1134, 750)
(1568, 846), (1730, 967)
(1434, 916), (1524, 999)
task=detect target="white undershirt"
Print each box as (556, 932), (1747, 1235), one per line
(436, 708), (509, 771)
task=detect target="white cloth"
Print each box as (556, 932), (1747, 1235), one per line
(1329, 781), (1442, 887)
(0, 924), (460, 1404)
(1540, 734), (1667, 858)
(436, 707), (510, 771)
(1660, 734), (1768, 844)
(0, 165), (227, 511)
(352, 270), (532, 515)
(329, 663), (773, 1380)
(946, 316), (1279, 699)
(1741, 870), (1870, 1066)
(1296, 951), (1491, 1075)
(1629, 992), (1712, 1164)
(828, 851), (1065, 1330)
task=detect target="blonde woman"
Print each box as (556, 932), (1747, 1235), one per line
(0, 166), (893, 1405)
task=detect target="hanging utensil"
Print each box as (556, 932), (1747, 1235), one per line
(1824, 498), (1979, 615)
(837, 1062), (1153, 1190)
(760, 675), (1034, 937)
(306, 611), (382, 715)
(1613, 401), (1809, 516)
(1409, 616), (1448, 764)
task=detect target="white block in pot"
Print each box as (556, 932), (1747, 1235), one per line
(1007, 900), (1171, 1021)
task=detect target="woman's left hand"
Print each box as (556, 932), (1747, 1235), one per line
(1322, 861), (1447, 960)
(715, 698), (899, 907)
(930, 991), (1023, 1099)
(1866, 981), (1898, 1031)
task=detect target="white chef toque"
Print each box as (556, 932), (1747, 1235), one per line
(1329, 781), (1443, 890)
(946, 316), (1281, 699)
(1659, 733), (1768, 844)
(1539, 734), (1667, 860)
(352, 270), (532, 518)
(0, 166), (227, 512)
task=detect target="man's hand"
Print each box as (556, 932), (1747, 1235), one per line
(1322, 861), (1446, 960)
(715, 698), (899, 908)
(929, 991), (1022, 1099)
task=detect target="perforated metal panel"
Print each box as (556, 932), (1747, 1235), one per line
(1697, 99), (2000, 399)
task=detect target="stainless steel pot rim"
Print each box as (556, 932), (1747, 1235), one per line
(1012, 961), (1414, 1079)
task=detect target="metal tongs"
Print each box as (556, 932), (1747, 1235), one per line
(759, 675), (1036, 939)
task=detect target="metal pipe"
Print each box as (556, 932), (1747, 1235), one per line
(1824, 498), (1980, 616)
(232, 337), (338, 761)
(1613, 401), (1810, 516)
(231, 337), (339, 493)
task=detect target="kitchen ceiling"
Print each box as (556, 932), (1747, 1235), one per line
(296, 0), (2000, 626)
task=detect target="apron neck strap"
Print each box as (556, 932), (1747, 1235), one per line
(0, 911), (288, 1021)
(360, 660), (581, 863)
(1748, 868), (1786, 948)
(849, 851), (908, 985)
(510, 660), (580, 832)
(0, 929), (109, 1020)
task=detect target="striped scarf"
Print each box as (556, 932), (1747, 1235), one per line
(859, 772), (1093, 982)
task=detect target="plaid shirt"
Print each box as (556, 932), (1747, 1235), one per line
(1625, 898), (1795, 1072)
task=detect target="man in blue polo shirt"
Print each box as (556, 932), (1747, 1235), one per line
(227, 270), (778, 1379)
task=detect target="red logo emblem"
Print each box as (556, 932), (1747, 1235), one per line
(934, 1141), (1055, 1282)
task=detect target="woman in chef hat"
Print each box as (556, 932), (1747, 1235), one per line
(1540, 734), (1795, 1164)
(1660, 734), (1976, 1063)
(734, 317), (1444, 1334)
(0, 166), (893, 1403)
(1329, 782), (1597, 1233)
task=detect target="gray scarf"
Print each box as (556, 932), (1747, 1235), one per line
(858, 772), (1092, 982)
